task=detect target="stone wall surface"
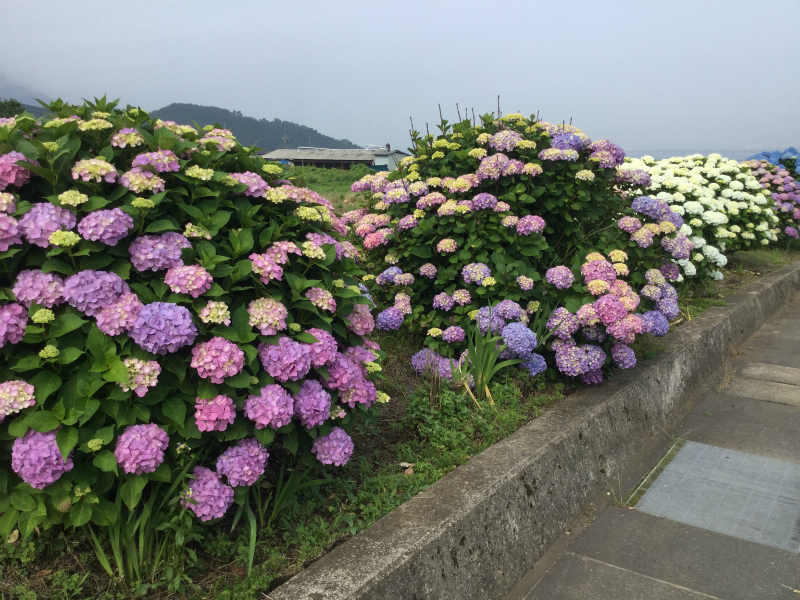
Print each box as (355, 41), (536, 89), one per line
(268, 261), (800, 600)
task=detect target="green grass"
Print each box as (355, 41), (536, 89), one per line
(281, 164), (373, 214)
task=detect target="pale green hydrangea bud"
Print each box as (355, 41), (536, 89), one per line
(49, 231), (81, 247)
(86, 439), (104, 451)
(39, 345), (59, 359)
(31, 309), (55, 323)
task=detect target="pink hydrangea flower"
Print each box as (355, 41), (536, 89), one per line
(195, 395), (236, 432)
(11, 429), (73, 489)
(191, 337), (245, 383)
(293, 379), (332, 429)
(311, 427), (354, 466)
(0, 152), (39, 190)
(248, 297), (287, 335)
(165, 265), (213, 298)
(216, 438), (268, 487)
(305, 287), (336, 312)
(0, 303), (27, 347)
(346, 303), (374, 336)
(0, 214), (22, 251)
(96, 292), (143, 336)
(12, 270), (65, 308)
(19, 203), (76, 248)
(114, 424), (168, 475)
(0, 380), (35, 423)
(182, 466), (234, 521)
(244, 384), (294, 429)
(77, 208), (134, 246)
(304, 327), (338, 367)
(119, 357), (161, 397)
(258, 337), (311, 382)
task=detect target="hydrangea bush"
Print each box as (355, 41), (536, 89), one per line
(619, 154), (780, 280)
(0, 97), (383, 539)
(347, 112), (685, 379)
(740, 159), (800, 241)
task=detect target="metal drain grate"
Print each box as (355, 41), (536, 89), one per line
(635, 441), (800, 552)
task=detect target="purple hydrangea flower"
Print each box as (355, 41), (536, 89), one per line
(129, 232), (191, 272)
(581, 259), (617, 284)
(182, 467), (234, 521)
(0, 302), (28, 348)
(77, 208), (134, 246)
(641, 311), (669, 337)
(325, 352), (362, 391)
(248, 297), (288, 335)
(477, 153), (510, 181)
(442, 326), (465, 344)
(659, 260), (680, 282)
(547, 307), (580, 339)
(258, 337), (311, 382)
(582, 344), (606, 371)
(555, 345), (589, 376)
(489, 130), (523, 152)
(614, 168), (651, 187)
(588, 140), (625, 168)
(661, 234), (694, 260)
(419, 263), (437, 279)
(582, 369), (603, 385)
(11, 429), (73, 489)
(311, 426), (354, 466)
(304, 327), (338, 367)
(12, 270), (64, 308)
(376, 307), (405, 330)
(593, 295), (627, 325)
(546, 266), (574, 289)
(617, 216), (642, 233)
(656, 297), (680, 321)
(522, 353), (547, 377)
(581, 325), (607, 343)
(96, 291), (143, 336)
(346, 304), (375, 336)
(191, 337), (245, 383)
(63, 270), (129, 317)
(341, 375), (377, 409)
(502, 322), (537, 356)
(462, 262), (491, 284)
(216, 438), (268, 487)
(551, 133), (584, 152)
(293, 379), (332, 429)
(133, 150), (180, 172)
(476, 306), (506, 335)
(129, 302), (198, 354)
(19, 203), (76, 248)
(375, 266), (403, 286)
(114, 424), (168, 475)
(397, 215), (418, 231)
(228, 172), (269, 196)
(432, 293), (455, 311)
(244, 384), (294, 429)
(471, 193), (498, 210)
(195, 394), (236, 432)
(495, 300), (523, 320)
(611, 343), (636, 369)
(516, 215), (546, 235)
(0, 214), (22, 251)
(119, 167), (165, 193)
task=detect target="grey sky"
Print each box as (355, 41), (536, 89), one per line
(2, 0), (798, 157)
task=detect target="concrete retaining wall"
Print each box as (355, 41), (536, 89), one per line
(269, 261), (800, 600)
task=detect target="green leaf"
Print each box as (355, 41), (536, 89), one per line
(79, 253), (114, 271)
(50, 313), (88, 338)
(294, 332), (320, 344)
(94, 426), (114, 445)
(0, 509), (19, 538)
(102, 358), (129, 383)
(10, 491), (35, 512)
(145, 219), (178, 233)
(162, 397), (186, 428)
(11, 355), (43, 372)
(69, 500), (93, 527)
(120, 475), (148, 511)
(41, 258), (73, 275)
(30, 370), (62, 402)
(253, 428), (275, 446)
(7, 416), (28, 438)
(91, 499), (119, 526)
(56, 347), (83, 364)
(411, 246), (432, 258)
(87, 325), (115, 362)
(163, 353), (186, 382)
(282, 428), (298, 454)
(225, 371), (253, 388)
(230, 259), (252, 283)
(93, 450), (119, 475)
(55, 426), (79, 462)
(150, 462), (172, 483)
(23, 410), (60, 432)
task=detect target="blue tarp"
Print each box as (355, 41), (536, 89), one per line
(746, 147), (799, 170)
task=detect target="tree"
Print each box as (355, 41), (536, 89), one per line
(0, 98), (25, 118)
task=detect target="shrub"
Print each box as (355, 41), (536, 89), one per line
(0, 97), (382, 545)
(740, 159), (800, 241)
(620, 154), (780, 280)
(346, 112), (688, 381)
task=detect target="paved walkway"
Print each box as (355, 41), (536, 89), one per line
(504, 290), (800, 600)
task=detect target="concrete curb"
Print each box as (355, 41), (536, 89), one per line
(269, 261), (800, 600)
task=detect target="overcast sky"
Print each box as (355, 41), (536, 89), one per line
(2, 0), (799, 157)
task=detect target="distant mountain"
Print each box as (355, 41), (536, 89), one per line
(151, 103), (360, 151)
(21, 103), (47, 118)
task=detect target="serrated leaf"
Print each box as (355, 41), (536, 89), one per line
(55, 426), (78, 462)
(87, 325), (115, 362)
(93, 450), (118, 475)
(10, 491), (35, 512)
(145, 219), (178, 233)
(162, 397), (186, 428)
(23, 410), (60, 432)
(253, 428), (275, 446)
(150, 462), (172, 483)
(50, 313), (88, 338)
(56, 347), (83, 364)
(41, 258), (73, 275)
(225, 371), (253, 388)
(102, 359), (129, 383)
(120, 475), (148, 511)
(11, 355), (43, 372)
(69, 500), (93, 527)
(30, 370), (62, 402)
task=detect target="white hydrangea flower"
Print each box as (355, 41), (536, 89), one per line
(711, 270), (724, 280)
(679, 224), (693, 236)
(684, 201), (704, 215)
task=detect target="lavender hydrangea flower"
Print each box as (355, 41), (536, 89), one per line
(129, 232), (191, 272)
(376, 307), (404, 330)
(0, 380), (35, 423)
(114, 424), (169, 475)
(129, 302), (197, 354)
(582, 369), (603, 385)
(581, 259), (617, 284)
(195, 395), (236, 432)
(489, 130), (523, 152)
(1, 303), (28, 347)
(191, 337), (245, 383)
(304, 327), (338, 366)
(661, 234), (694, 260)
(517, 275), (534, 291)
(471, 193), (498, 210)
(476, 307), (506, 335)
(594, 295), (627, 325)
(452, 289), (471, 305)
(617, 216), (642, 233)
(244, 384), (294, 429)
(522, 353), (547, 377)
(216, 438), (268, 487)
(516, 215), (546, 235)
(441, 326), (465, 343)
(462, 262), (491, 284)
(641, 311), (669, 337)
(376, 266), (403, 285)
(293, 379), (332, 429)
(659, 260), (680, 282)
(588, 140), (625, 168)
(77, 208), (134, 246)
(582, 344), (607, 371)
(63, 270), (129, 316)
(229, 172), (269, 196)
(555, 345), (589, 377)
(346, 304), (375, 336)
(119, 167), (165, 193)
(165, 265), (213, 298)
(132, 149), (181, 172)
(248, 297), (288, 335)
(12, 270), (64, 308)
(551, 133), (584, 152)
(432, 292), (455, 311)
(546, 266), (574, 289)
(325, 352), (362, 391)
(340, 375), (377, 409)
(547, 307), (580, 339)
(311, 426), (354, 466)
(581, 325), (607, 343)
(96, 292), (143, 336)
(19, 203), (76, 248)
(0, 214), (22, 251)
(611, 343), (636, 369)
(495, 300), (523, 320)
(502, 322), (537, 356)
(182, 467), (234, 521)
(258, 337), (311, 382)
(11, 429), (73, 489)
(477, 153), (510, 181)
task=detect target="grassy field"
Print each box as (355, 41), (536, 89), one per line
(281, 164), (371, 214)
